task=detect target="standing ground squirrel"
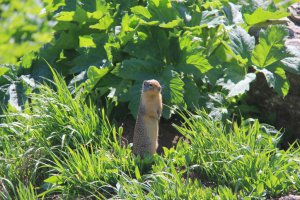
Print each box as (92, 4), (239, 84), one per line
(133, 79), (162, 156)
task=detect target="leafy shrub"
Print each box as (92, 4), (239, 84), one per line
(0, 0), (52, 64)
(0, 0), (53, 112)
(1, 0), (299, 119)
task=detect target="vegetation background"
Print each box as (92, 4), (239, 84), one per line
(0, 0), (300, 199)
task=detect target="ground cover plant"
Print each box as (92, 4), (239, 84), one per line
(1, 0), (300, 199)
(1, 71), (300, 199)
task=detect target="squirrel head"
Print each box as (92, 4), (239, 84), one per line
(142, 79), (161, 94)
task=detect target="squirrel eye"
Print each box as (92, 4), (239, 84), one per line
(149, 83), (152, 87)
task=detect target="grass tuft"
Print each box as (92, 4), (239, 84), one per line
(174, 110), (300, 198)
(1, 71), (300, 199)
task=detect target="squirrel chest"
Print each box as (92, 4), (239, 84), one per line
(132, 80), (162, 156)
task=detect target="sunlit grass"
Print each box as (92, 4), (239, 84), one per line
(0, 70), (300, 199)
(174, 110), (300, 198)
(0, 69), (116, 198)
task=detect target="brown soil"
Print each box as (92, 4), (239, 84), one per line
(247, 73), (300, 148)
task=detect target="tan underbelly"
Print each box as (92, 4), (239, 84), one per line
(144, 116), (158, 153)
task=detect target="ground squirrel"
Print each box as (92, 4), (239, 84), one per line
(133, 79), (162, 156)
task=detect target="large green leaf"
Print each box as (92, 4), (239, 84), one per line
(251, 26), (292, 96)
(21, 52), (36, 69)
(0, 67), (9, 76)
(281, 57), (300, 75)
(200, 25), (226, 57)
(177, 56), (213, 78)
(177, 33), (213, 75)
(79, 35), (96, 48)
(228, 73), (256, 97)
(131, 6), (152, 19)
(130, 0), (181, 28)
(223, 2), (244, 25)
(123, 31), (161, 60)
(85, 66), (110, 93)
(228, 26), (255, 61)
(126, 82), (143, 119)
(159, 19), (183, 28)
(185, 55), (213, 74)
(6, 75), (35, 111)
(107, 79), (131, 102)
(204, 92), (229, 121)
(87, 73), (130, 103)
(243, 7), (289, 26)
(55, 11), (76, 21)
(147, 0), (180, 25)
(258, 67), (290, 96)
(200, 10), (225, 28)
(123, 27), (171, 61)
(160, 68), (184, 118)
(183, 77), (200, 109)
(217, 66), (256, 97)
(280, 45), (300, 75)
(117, 14), (139, 45)
(171, 2), (202, 27)
(161, 68), (184, 105)
(45, 0), (66, 12)
(69, 49), (106, 74)
(55, 7), (88, 23)
(56, 31), (79, 49)
(89, 15), (114, 31)
(70, 33), (108, 74)
(251, 25), (289, 68)
(116, 58), (162, 81)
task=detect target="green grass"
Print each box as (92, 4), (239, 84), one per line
(174, 111), (300, 198)
(0, 71), (300, 199)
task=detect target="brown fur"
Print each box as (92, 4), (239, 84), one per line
(133, 80), (162, 156)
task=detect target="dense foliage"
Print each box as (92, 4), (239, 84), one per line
(1, 0), (299, 119)
(0, 0), (52, 64)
